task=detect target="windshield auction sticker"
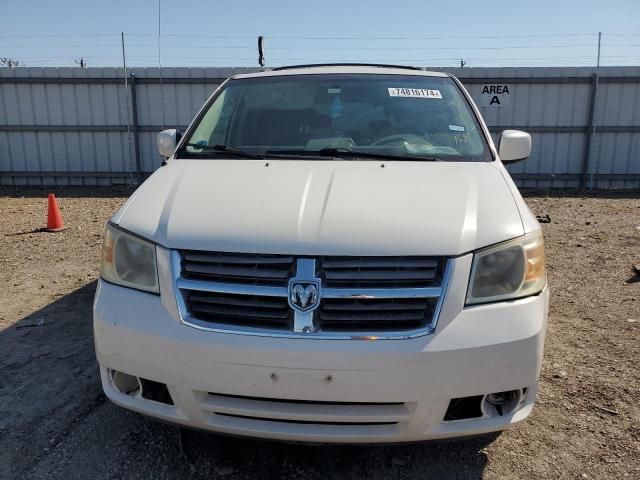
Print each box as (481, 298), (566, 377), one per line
(388, 88), (442, 99)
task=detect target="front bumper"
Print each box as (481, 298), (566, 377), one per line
(94, 252), (549, 443)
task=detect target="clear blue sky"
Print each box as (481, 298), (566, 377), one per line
(1, 0), (639, 68)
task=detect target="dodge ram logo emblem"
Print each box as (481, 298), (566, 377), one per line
(288, 279), (320, 312)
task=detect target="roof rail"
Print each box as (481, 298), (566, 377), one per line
(271, 63), (422, 71)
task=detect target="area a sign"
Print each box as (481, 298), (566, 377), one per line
(480, 84), (512, 107)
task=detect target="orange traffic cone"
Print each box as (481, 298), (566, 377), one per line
(46, 193), (65, 232)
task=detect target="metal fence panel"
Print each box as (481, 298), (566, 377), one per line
(1, 66), (640, 188)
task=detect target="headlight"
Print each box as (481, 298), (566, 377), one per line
(466, 230), (546, 305)
(100, 223), (159, 293)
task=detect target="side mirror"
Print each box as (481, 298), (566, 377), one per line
(498, 130), (531, 163)
(157, 129), (181, 158)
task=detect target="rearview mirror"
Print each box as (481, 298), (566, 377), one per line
(498, 130), (531, 163)
(157, 129), (180, 158)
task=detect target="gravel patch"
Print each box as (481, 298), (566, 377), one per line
(1, 187), (639, 479)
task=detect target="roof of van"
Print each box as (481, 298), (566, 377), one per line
(232, 64), (450, 79)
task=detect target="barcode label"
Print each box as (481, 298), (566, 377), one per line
(388, 88), (442, 99)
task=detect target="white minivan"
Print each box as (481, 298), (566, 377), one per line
(94, 64), (548, 443)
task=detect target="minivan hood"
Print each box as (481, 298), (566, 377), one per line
(114, 160), (524, 256)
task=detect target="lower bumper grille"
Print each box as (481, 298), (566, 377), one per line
(214, 413), (397, 426)
(200, 392), (411, 426)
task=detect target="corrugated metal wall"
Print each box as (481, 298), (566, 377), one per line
(440, 66), (640, 189)
(1, 66), (639, 188)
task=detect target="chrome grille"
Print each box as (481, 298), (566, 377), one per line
(318, 297), (436, 331)
(181, 250), (294, 286)
(319, 256), (443, 288)
(185, 291), (292, 330)
(173, 251), (452, 339)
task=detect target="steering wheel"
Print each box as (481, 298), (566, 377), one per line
(371, 131), (427, 147)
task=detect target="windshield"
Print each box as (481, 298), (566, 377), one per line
(178, 73), (491, 162)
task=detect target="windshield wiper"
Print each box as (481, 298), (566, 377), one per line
(265, 148), (440, 162)
(181, 144), (440, 162)
(182, 143), (264, 159)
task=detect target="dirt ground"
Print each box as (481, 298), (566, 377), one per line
(1, 187), (639, 480)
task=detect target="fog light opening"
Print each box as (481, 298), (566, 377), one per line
(139, 378), (174, 405)
(110, 369), (141, 396)
(444, 395), (484, 421)
(482, 389), (523, 417)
